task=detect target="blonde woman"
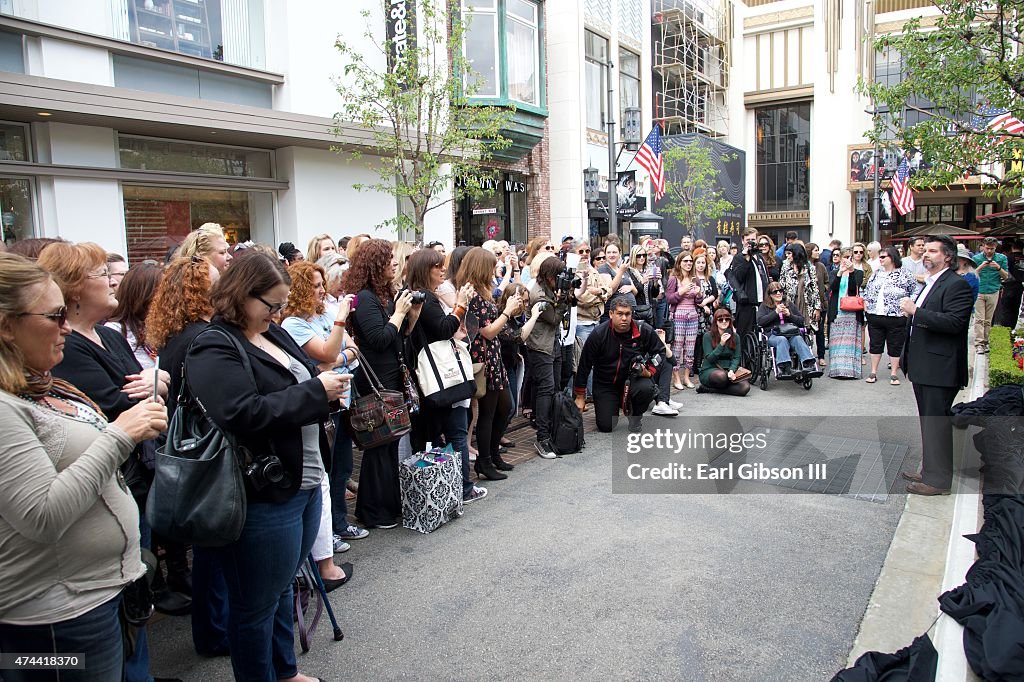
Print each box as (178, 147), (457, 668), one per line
(307, 233), (338, 263)
(178, 222), (233, 273)
(391, 241), (416, 291)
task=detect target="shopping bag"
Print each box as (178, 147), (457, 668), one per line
(399, 444), (464, 534)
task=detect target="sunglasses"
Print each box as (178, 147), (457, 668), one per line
(758, 242), (770, 247)
(593, 256), (606, 262)
(681, 259), (693, 263)
(879, 254), (889, 259)
(578, 249), (591, 254)
(769, 290), (784, 295)
(715, 316), (732, 323)
(544, 245), (555, 251)
(853, 250), (864, 255)
(19, 306), (68, 326)
(255, 294), (286, 315)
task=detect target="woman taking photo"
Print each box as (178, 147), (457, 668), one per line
(862, 246), (916, 385)
(627, 244), (660, 326)
(341, 239), (417, 528)
(696, 308), (750, 396)
(404, 249), (488, 502)
(185, 252), (349, 681)
(280, 261), (360, 587)
(457, 247), (524, 476)
(523, 255), (569, 460)
(667, 251), (700, 389)
(827, 248), (865, 379)
(0, 253), (167, 682)
(105, 261), (163, 370)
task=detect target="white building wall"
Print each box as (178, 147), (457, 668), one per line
(276, 146), (399, 247)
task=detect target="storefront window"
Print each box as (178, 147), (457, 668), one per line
(456, 172), (528, 245)
(463, 0), (499, 97)
(121, 0), (266, 69)
(119, 136), (272, 177)
(122, 185), (273, 263)
(0, 177), (35, 247)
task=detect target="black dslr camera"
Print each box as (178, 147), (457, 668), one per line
(554, 268), (581, 295)
(629, 353), (662, 378)
(244, 453), (285, 491)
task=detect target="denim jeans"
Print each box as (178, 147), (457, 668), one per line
(216, 487), (321, 682)
(655, 298), (669, 329)
(0, 595), (123, 682)
(126, 515), (152, 682)
(768, 333), (815, 368)
(446, 406), (472, 497)
(329, 414), (355, 534)
(191, 545), (229, 656)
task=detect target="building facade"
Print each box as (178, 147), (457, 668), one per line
(0, 0), (550, 257)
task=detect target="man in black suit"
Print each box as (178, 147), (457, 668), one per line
(899, 234), (974, 495)
(727, 227), (771, 338)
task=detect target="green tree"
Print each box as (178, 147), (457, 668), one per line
(659, 136), (736, 234)
(333, 0), (514, 235)
(860, 1), (1024, 192)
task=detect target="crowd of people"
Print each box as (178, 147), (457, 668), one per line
(0, 222), (1018, 680)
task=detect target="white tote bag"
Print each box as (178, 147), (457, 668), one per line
(414, 339), (476, 408)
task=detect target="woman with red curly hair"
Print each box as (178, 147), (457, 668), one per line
(145, 255), (231, 658)
(280, 261), (361, 589)
(340, 239), (417, 529)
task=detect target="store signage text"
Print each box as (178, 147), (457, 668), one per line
(473, 208), (498, 215)
(386, 0), (416, 89)
(458, 176), (528, 193)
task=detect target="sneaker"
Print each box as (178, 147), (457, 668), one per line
(336, 524), (369, 540)
(667, 399), (684, 410)
(332, 535), (351, 553)
(652, 402), (679, 416)
(464, 486), (488, 504)
(534, 439), (558, 459)
(374, 522), (399, 530)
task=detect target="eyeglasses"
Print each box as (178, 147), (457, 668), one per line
(86, 269), (111, 280)
(578, 249), (591, 254)
(255, 294), (286, 315)
(19, 306), (68, 326)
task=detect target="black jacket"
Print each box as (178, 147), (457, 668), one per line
(902, 269), (973, 389)
(409, 291), (460, 357)
(53, 325), (142, 420)
(159, 321), (208, 416)
(827, 269), (865, 323)
(186, 319), (331, 504)
(349, 288), (404, 393)
(728, 251), (770, 306)
(574, 319), (666, 393)
(756, 303), (805, 332)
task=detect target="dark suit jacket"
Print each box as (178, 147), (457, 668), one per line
(902, 269), (973, 389)
(729, 252), (770, 305)
(186, 318), (331, 504)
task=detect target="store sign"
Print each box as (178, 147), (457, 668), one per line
(457, 175), (528, 192)
(386, 0), (416, 89)
(472, 208), (498, 215)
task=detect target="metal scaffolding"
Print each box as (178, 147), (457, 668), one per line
(653, 0), (732, 138)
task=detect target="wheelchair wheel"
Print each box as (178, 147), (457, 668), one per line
(802, 376), (813, 390)
(742, 333), (761, 380)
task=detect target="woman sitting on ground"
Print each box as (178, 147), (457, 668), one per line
(696, 308), (750, 396)
(756, 283), (819, 379)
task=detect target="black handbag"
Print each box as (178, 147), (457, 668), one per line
(145, 328), (248, 547)
(776, 323), (801, 337)
(344, 349), (412, 450)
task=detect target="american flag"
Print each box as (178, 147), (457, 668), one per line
(635, 124), (665, 202)
(987, 109), (1024, 135)
(890, 155), (915, 216)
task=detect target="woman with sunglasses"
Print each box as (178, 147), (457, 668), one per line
(757, 284), (819, 378)
(696, 309), (750, 396)
(757, 237), (781, 282)
(184, 251), (350, 681)
(627, 245), (659, 326)
(826, 248), (865, 379)
(863, 246), (916, 385)
(0, 253), (168, 682)
(667, 251), (700, 389)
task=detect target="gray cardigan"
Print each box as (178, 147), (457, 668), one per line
(0, 390), (143, 622)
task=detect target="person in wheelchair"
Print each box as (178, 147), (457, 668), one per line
(756, 283), (821, 379)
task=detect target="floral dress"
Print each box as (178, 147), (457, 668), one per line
(468, 294), (508, 392)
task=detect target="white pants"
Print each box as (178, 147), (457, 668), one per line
(310, 474), (333, 562)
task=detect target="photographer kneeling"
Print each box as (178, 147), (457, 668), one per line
(574, 295), (668, 433)
(525, 256), (570, 459)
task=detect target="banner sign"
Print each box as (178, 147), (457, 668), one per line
(386, 0), (416, 89)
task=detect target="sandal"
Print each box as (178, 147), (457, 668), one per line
(818, 359), (827, 367)
(890, 375), (900, 386)
(865, 373), (877, 383)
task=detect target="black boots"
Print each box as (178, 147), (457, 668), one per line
(492, 455), (515, 471)
(474, 458), (508, 481)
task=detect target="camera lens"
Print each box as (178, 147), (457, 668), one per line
(263, 458), (284, 483)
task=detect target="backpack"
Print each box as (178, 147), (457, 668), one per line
(550, 392), (585, 455)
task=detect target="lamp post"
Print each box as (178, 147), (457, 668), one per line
(606, 58), (618, 241)
(866, 103), (890, 244)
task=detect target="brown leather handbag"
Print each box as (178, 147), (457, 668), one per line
(345, 350), (411, 450)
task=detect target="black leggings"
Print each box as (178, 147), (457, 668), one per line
(701, 369), (751, 396)
(477, 385), (512, 464)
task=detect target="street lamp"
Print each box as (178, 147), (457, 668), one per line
(623, 106), (642, 151)
(583, 166), (600, 205)
(865, 103), (890, 244)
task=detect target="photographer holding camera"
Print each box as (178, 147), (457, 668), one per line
(574, 295), (668, 433)
(186, 252), (350, 681)
(525, 255), (571, 458)
(727, 227), (772, 338)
